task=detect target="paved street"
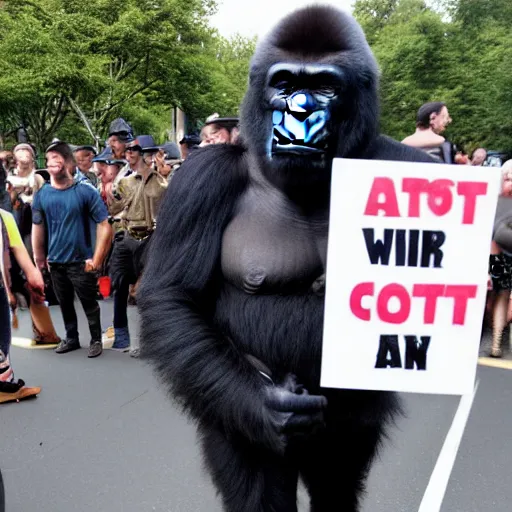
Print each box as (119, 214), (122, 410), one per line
(2, 301), (511, 512)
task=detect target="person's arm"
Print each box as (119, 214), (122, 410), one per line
(31, 222), (47, 270)
(30, 189), (48, 270)
(83, 186), (112, 272)
(0, 210), (44, 294)
(491, 239), (501, 255)
(85, 219), (112, 272)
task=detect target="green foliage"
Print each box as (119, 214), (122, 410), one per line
(0, 0), (254, 150)
(354, 0), (512, 152)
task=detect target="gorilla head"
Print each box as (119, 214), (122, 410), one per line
(240, 5), (379, 197)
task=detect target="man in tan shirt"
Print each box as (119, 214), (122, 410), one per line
(103, 135), (168, 354)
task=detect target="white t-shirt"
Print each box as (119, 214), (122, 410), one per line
(7, 169), (37, 204)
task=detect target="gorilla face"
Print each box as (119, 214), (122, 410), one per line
(268, 64), (344, 157)
(240, 5), (380, 201)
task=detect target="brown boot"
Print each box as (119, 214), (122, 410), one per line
(490, 332), (503, 358)
(0, 379), (41, 404)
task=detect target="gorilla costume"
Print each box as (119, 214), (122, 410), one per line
(138, 5), (435, 512)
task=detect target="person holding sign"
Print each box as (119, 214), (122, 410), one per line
(138, 6), (438, 512)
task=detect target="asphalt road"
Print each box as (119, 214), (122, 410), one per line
(1, 301), (510, 512)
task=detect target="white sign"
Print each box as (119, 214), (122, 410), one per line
(321, 159), (501, 395)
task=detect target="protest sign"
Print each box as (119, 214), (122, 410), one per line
(321, 159), (501, 395)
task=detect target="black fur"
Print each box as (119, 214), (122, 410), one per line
(139, 6), (435, 512)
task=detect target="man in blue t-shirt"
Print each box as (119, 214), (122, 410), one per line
(32, 141), (112, 358)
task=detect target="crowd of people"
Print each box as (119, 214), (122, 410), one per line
(0, 102), (508, 405)
(0, 114), (230, 403)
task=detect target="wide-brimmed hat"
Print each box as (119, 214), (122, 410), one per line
(179, 134), (201, 147)
(108, 118), (135, 143)
(126, 135), (160, 154)
(160, 142), (181, 160)
(92, 147), (114, 163)
(203, 114), (239, 131)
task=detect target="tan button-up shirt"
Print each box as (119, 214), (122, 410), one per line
(110, 170), (168, 231)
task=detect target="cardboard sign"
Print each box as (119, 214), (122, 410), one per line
(321, 159), (501, 395)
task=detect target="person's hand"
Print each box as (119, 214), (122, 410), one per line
(84, 259), (98, 273)
(26, 267), (45, 296)
(487, 274), (493, 291)
(262, 373), (327, 454)
(155, 149), (165, 166)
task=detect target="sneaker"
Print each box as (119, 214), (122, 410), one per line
(102, 326), (115, 349)
(54, 339), (80, 354)
(129, 348), (140, 358)
(88, 341), (103, 358)
(0, 379), (41, 404)
(111, 327), (130, 352)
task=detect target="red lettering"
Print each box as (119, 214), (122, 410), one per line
(376, 284), (411, 324)
(349, 282), (479, 325)
(349, 282), (374, 321)
(457, 182), (488, 225)
(444, 285), (478, 325)
(364, 177), (400, 217)
(402, 178), (429, 217)
(412, 284), (445, 324)
(427, 179), (454, 217)
(394, 178), (488, 223)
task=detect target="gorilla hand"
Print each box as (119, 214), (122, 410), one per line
(263, 373), (327, 455)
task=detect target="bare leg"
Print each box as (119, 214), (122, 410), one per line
(491, 289), (509, 357)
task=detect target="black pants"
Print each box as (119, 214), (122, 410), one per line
(49, 263), (101, 343)
(110, 231), (151, 329)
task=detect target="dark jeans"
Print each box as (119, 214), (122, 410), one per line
(113, 281), (130, 329)
(49, 262), (101, 343)
(110, 231), (151, 330)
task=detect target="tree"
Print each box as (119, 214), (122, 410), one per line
(0, 0), (254, 150)
(353, 0), (400, 45)
(353, 0), (512, 152)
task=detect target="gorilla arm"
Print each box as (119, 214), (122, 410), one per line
(138, 145), (325, 452)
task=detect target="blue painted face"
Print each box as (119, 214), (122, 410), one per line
(267, 64), (343, 156)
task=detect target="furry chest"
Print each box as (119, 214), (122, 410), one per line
(221, 209), (326, 294)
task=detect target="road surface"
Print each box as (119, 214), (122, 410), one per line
(2, 301), (510, 511)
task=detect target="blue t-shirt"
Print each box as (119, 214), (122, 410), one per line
(32, 182), (108, 264)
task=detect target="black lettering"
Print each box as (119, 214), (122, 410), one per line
(404, 335), (431, 370)
(375, 335), (402, 369)
(363, 228), (393, 265)
(395, 229), (406, 266)
(420, 231), (445, 268)
(407, 229), (420, 267)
